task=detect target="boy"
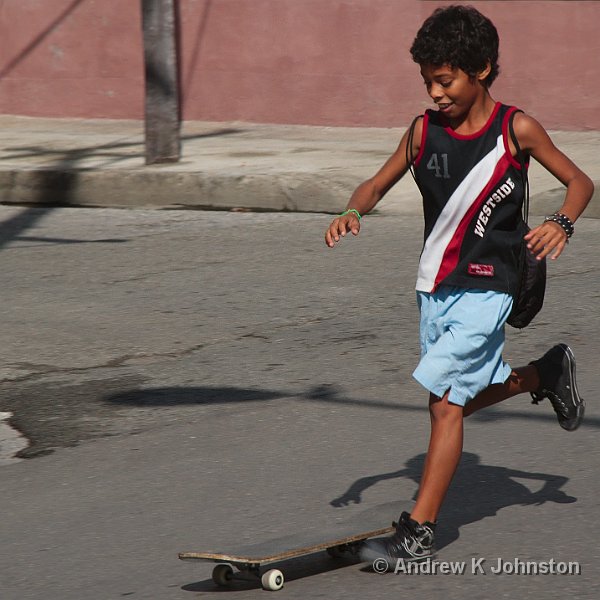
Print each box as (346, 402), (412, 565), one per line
(324, 5), (593, 563)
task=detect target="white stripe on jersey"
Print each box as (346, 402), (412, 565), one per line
(416, 134), (505, 292)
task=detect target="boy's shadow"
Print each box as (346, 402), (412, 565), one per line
(330, 452), (576, 550)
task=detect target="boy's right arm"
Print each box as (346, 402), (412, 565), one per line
(324, 118), (423, 248)
(513, 112), (594, 261)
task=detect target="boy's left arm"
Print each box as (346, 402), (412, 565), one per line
(513, 113), (594, 261)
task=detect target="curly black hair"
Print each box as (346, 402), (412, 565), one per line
(410, 5), (500, 87)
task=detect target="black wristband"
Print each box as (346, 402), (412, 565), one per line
(544, 212), (574, 238)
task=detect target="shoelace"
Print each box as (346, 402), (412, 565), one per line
(546, 390), (570, 417)
(531, 388), (569, 417)
(530, 391), (544, 405)
(391, 519), (433, 558)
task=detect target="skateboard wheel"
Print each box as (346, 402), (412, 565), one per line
(212, 563), (234, 587)
(261, 568), (284, 591)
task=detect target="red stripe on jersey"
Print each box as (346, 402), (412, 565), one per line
(432, 154), (513, 290)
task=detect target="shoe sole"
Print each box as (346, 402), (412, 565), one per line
(557, 344), (584, 431)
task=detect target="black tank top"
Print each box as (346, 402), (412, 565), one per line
(413, 103), (526, 296)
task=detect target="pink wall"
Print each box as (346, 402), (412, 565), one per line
(0, 0), (143, 118)
(1, 0), (598, 129)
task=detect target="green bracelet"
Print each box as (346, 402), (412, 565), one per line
(339, 208), (362, 220)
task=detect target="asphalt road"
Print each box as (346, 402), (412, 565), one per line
(0, 205), (599, 600)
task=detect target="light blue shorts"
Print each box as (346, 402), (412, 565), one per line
(412, 286), (513, 406)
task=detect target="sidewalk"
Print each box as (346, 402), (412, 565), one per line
(0, 115), (598, 216)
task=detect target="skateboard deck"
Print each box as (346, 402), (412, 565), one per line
(179, 501), (407, 591)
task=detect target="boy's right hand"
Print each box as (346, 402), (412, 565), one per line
(324, 213), (361, 247)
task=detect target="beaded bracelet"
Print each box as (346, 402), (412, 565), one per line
(544, 212), (574, 238)
(339, 208), (362, 220)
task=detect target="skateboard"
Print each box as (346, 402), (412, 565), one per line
(179, 525), (394, 590)
(179, 502), (408, 591)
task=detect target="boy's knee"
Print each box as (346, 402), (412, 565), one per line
(429, 392), (464, 422)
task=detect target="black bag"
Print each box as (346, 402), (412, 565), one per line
(506, 111), (546, 329)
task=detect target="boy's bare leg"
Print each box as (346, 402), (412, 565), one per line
(463, 365), (539, 417)
(410, 392), (464, 524)
(409, 365), (539, 525)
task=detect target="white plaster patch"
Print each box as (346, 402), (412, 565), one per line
(0, 412), (28, 466)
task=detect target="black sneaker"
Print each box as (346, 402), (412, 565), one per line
(361, 511), (435, 564)
(530, 344), (585, 431)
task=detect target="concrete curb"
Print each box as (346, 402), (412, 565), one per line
(0, 168), (364, 213)
(1, 168), (598, 218)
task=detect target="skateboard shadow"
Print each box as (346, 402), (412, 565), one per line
(330, 452), (576, 551)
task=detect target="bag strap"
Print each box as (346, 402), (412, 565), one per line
(508, 109), (530, 223)
(405, 115), (423, 186)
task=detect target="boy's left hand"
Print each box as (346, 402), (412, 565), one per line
(524, 221), (568, 261)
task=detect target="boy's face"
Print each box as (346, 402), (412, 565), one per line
(420, 64), (488, 119)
